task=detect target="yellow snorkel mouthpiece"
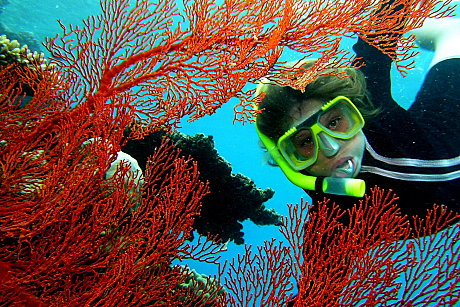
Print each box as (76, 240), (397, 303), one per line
(255, 124), (365, 197)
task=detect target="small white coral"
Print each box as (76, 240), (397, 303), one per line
(105, 151), (144, 186)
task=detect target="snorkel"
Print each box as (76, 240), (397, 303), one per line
(255, 121), (366, 197)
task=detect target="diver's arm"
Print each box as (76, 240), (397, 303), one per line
(352, 37), (395, 110)
(409, 16), (460, 68)
(352, 0), (406, 109)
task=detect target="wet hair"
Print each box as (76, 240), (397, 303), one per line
(256, 60), (377, 142)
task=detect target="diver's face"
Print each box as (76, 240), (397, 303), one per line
(289, 98), (365, 177)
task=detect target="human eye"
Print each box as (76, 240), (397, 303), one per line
(327, 116), (342, 130)
(321, 108), (349, 132)
(293, 130), (313, 147)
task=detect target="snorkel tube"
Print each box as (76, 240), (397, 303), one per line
(255, 124), (366, 197)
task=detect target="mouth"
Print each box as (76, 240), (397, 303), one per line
(331, 157), (355, 178)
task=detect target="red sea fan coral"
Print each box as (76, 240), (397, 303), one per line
(45, 0), (455, 131)
(0, 0), (457, 305)
(223, 187), (460, 306)
(0, 63), (225, 304)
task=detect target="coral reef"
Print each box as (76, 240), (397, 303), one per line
(1, 0), (457, 305)
(0, 23), (226, 307)
(223, 187), (460, 306)
(0, 88), (227, 304)
(178, 265), (225, 306)
(123, 130), (279, 245)
(0, 34), (47, 67)
(0, 34), (53, 98)
(2, 32), (278, 245)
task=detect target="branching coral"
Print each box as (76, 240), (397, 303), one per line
(0, 36), (226, 307)
(45, 0), (456, 133)
(1, 0), (458, 305)
(0, 89), (227, 304)
(223, 187), (460, 306)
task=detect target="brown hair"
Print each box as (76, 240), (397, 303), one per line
(256, 60), (377, 142)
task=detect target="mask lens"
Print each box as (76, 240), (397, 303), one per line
(319, 99), (363, 137)
(278, 128), (318, 170)
(291, 128), (316, 159)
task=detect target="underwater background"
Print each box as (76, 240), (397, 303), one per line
(1, 0), (459, 304)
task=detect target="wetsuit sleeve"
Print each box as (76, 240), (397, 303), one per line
(351, 0), (407, 111)
(405, 58), (460, 158)
(409, 59), (460, 114)
(352, 34), (460, 159)
(352, 37), (398, 111)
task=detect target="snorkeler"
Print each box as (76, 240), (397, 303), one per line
(255, 16), (460, 218)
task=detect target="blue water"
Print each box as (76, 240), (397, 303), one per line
(2, 0), (458, 305)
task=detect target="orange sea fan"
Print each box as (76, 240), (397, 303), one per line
(223, 187), (460, 306)
(45, 0), (456, 133)
(1, 0), (458, 305)
(0, 62), (225, 305)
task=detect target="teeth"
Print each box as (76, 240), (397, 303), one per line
(339, 159), (352, 170)
(334, 159), (354, 177)
(346, 159), (353, 169)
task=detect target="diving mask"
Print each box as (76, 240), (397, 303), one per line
(278, 96), (365, 171)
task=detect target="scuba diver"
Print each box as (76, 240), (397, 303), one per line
(254, 16), (460, 220)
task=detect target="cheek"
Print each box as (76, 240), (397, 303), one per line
(305, 156), (334, 177)
(351, 132), (366, 158)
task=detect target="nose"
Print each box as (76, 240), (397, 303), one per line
(318, 132), (341, 157)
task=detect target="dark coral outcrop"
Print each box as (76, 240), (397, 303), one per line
(122, 130), (280, 245)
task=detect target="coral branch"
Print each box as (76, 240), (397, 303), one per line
(223, 187), (460, 306)
(45, 0), (454, 131)
(0, 127), (226, 304)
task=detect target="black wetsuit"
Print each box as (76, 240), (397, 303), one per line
(309, 38), (460, 220)
(288, 40), (460, 307)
